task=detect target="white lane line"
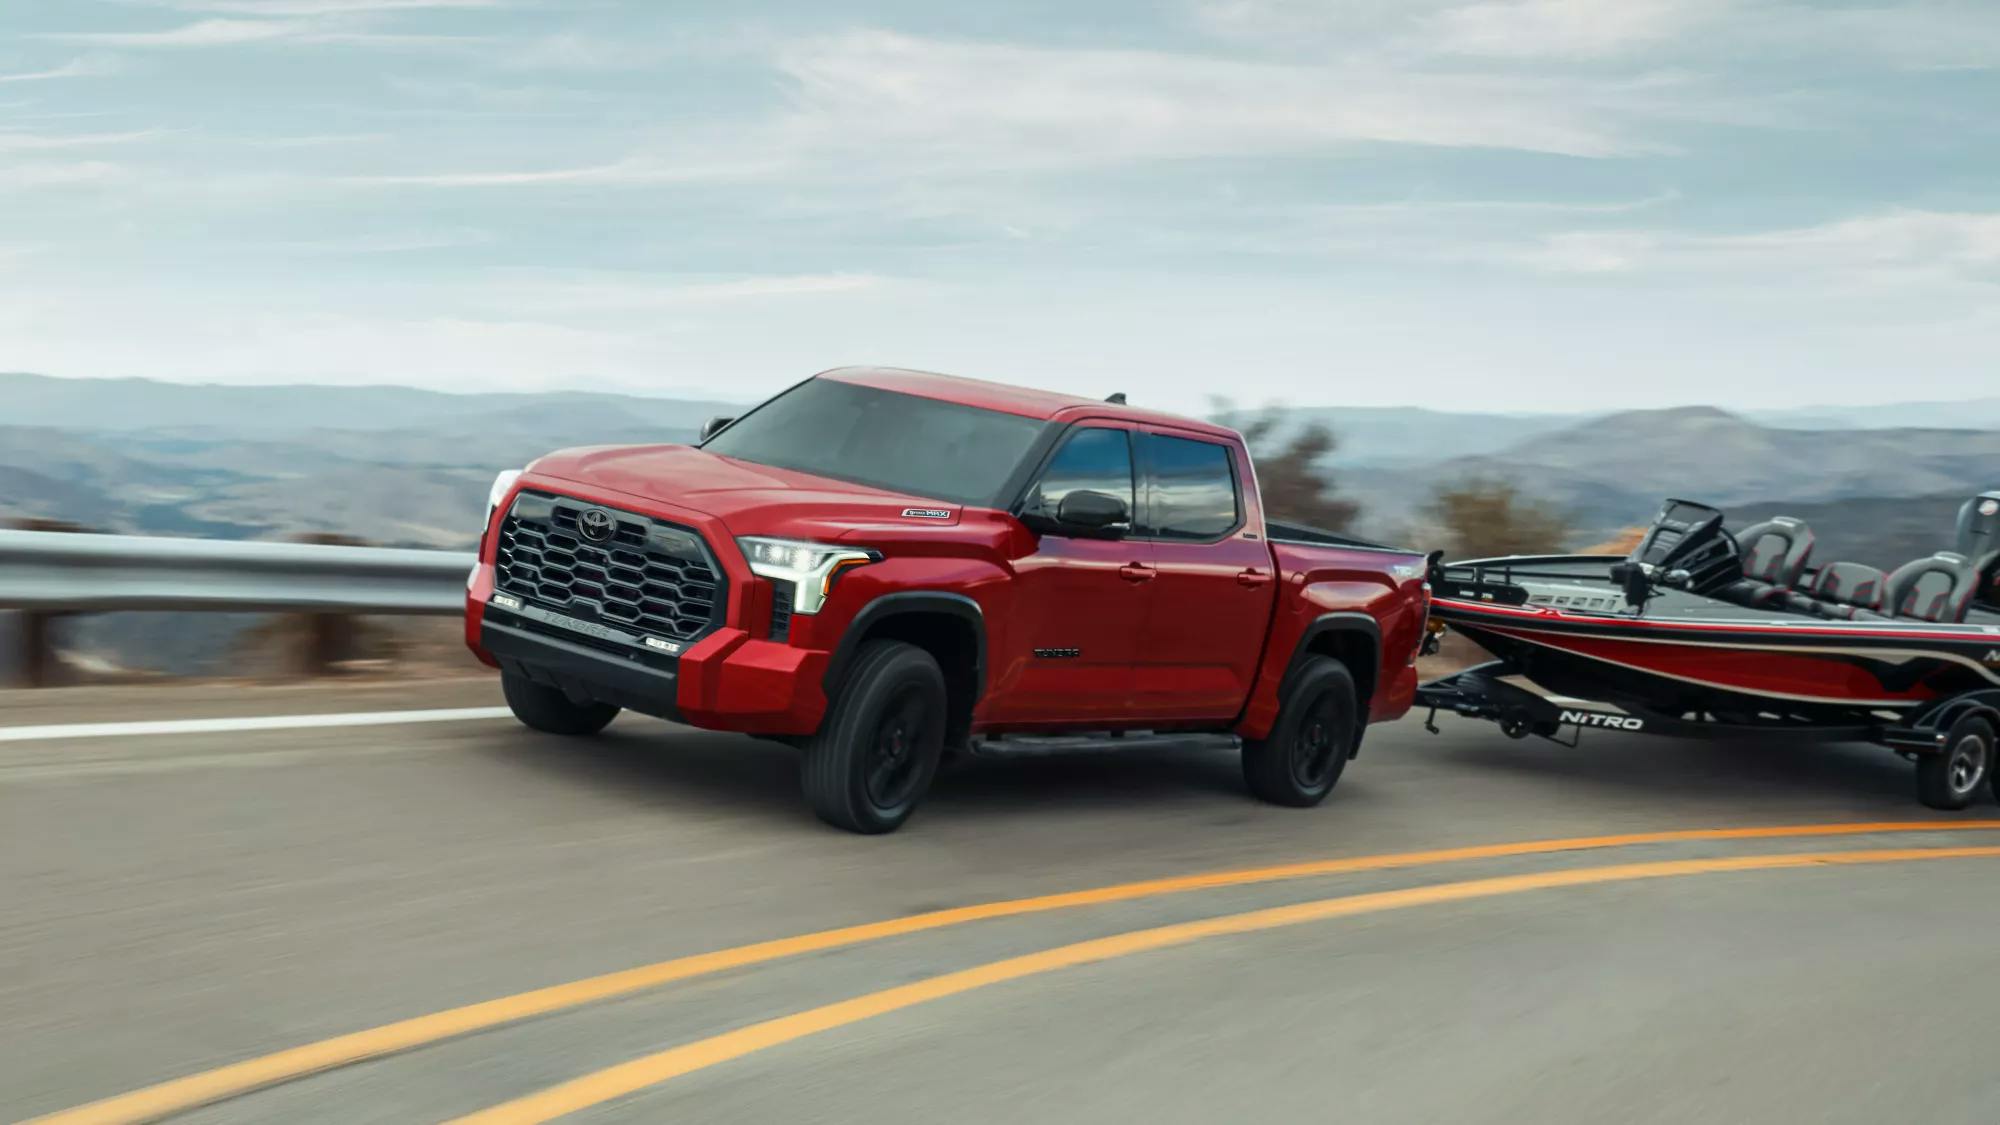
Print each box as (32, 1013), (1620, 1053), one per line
(0, 707), (514, 743)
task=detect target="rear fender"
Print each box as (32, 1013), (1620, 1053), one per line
(1237, 609), (1384, 744)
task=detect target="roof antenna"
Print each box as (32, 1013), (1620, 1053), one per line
(1105, 392), (1127, 404)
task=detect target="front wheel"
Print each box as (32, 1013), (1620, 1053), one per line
(501, 670), (619, 735)
(1918, 715), (1994, 811)
(802, 640), (946, 834)
(1241, 656), (1359, 807)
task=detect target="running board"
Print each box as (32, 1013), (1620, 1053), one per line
(966, 731), (1239, 759)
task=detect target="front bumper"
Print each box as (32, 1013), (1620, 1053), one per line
(466, 474), (843, 736)
(475, 597), (833, 735)
(482, 610), (688, 722)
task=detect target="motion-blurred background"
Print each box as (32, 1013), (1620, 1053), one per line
(6, 369), (1998, 680)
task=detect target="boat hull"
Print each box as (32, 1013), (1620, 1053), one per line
(1434, 597), (2000, 717)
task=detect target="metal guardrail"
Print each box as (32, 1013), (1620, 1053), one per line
(0, 530), (473, 614)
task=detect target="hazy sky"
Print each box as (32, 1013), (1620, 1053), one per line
(2, 1), (1997, 412)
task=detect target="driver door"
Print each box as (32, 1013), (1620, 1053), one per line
(987, 424), (1153, 726)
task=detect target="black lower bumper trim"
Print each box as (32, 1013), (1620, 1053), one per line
(482, 618), (683, 722)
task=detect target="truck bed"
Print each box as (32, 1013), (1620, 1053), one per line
(1266, 520), (1420, 556)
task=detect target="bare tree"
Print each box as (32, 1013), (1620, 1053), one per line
(1218, 402), (1361, 532)
(1424, 477), (1569, 559)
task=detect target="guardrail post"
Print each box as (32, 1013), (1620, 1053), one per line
(290, 533), (364, 676)
(6, 518), (92, 687)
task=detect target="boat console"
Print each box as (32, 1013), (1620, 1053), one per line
(1612, 499), (1742, 606)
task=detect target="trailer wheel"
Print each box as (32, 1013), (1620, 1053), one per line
(802, 640), (946, 834)
(1917, 715), (1994, 811)
(501, 670), (619, 735)
(1242, 656), (1357, 807)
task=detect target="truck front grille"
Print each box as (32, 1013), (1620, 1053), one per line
(496, 491), (725, 643)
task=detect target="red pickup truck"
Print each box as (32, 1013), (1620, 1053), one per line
(467, 367), (1431, 832)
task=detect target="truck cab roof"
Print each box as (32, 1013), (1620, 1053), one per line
(818, 366), (1240, 441)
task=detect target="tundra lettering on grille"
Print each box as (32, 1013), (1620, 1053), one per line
(496, 492), (725, 644)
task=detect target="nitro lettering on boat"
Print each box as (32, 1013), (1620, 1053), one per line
(1560, 710), (1646, 730)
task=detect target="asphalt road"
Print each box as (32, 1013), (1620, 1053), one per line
(6, 677), (2000, 1124)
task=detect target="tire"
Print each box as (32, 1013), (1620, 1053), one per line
(1242, 656), (1358, 807)
(501, 670), (619, 736)
(803, 640), (947, 834)
(1918, 714), (1994, 811)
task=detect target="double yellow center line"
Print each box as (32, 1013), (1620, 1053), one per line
(454, 844), (2000, 1123)
(30, 820), (2000, 1125)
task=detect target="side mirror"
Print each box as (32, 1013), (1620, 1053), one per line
(1054, 490), (1130, 535)
(700, 416), (735, 442)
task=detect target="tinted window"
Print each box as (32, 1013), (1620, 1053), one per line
(1143, 434), (1239, 540)
(703, 379), (1047, 506)
(1028, 428), (1134, 520)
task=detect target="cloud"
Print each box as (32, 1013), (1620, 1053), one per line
(0, 129), (165, 152)
(1425, 0), (1724, 59)
(42, 18), (310, 47)
(1504, 210), (2000, 287)
(158, 0), (501, 12)
(0, 57), (120, 83)
(262, 132), (390, 147)
(37, 16), (481, 49)
(770, 30), (1671, 166)
(0, 161), (130, 189)
(488, 273), (890, 313)
(343, 153), (787, 187)
(273, 229), (494, 254)
(384, 75), (606, 108)
(341, 29), (1684, 193)
(1194, 0), (2000, 70)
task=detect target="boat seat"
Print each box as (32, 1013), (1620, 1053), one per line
(1885, 552), (1979, 624)
(1803, 560), (1888, 620)
(1723, 517), (1815, 607)
(1953, 493), (2000, 612)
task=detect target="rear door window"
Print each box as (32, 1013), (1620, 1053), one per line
(1141, 433), (1240, 540)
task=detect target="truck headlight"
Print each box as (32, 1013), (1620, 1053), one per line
(486, 469), (523, 518)
(737, 537), (879, 615)
(474, 469), (524, 588)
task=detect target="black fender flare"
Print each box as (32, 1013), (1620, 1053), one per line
(1917, 689), (2000, 746)
(1288, 604), (1384, 752)
(1279, 611), (1383, 716)
(823, 591), (987, 702)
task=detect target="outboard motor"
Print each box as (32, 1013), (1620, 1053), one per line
(1959, 490), (2000, 608)
(1611, 499), (1742, 607)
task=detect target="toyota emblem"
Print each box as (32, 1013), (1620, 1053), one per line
(577, 508), (616, 542)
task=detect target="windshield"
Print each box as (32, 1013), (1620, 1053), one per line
(701, 379), (1048, 506)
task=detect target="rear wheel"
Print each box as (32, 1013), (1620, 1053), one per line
(802, 640), (946, 834)
(1918, 715), (1994, 811)
(501, 670), (619, 735)
(1242, 656), (1358, 807)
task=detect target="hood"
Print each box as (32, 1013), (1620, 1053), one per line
(528, 444), (966, 538)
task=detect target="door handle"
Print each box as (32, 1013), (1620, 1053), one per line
(1236, 568), (1272, 588)
(1119, 563), (1156, 583)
